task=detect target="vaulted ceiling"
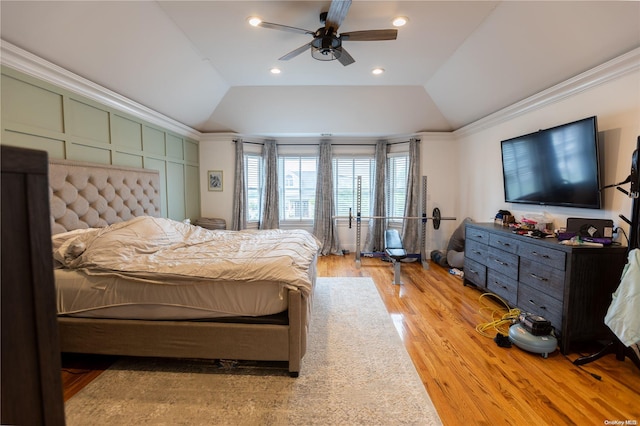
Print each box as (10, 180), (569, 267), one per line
(1, 1), (639, 137)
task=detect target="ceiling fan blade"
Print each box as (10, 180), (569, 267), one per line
(259, 21), (314, 36)
(335, 47), (355, 66)
(325, 0), (351, 31)
(279, 42), (312, 61)
(340, 29), (398, 41)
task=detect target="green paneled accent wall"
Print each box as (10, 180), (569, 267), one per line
(143, 125), (166, 156)
(67, 99), (110, 143)
(166, 161), (186, 219)
(0, 66), (200, 221)
(112, 114), (143, 151)
(1, 131), (66, 158)
(166, 133), (184, 159)
(2, 74), (64, 133)
(185, 164), (200, 220)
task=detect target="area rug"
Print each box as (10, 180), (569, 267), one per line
(64, 277), (442, 425)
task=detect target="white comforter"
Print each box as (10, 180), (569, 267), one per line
(54, 217), (320, 296)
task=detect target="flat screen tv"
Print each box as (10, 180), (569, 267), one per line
(501, 116), (602, 209)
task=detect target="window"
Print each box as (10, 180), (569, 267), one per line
(278, 156), (317, 221)
(243, 146), (409, 225)
(387, 154), (409, 221)
(333, 157), (375, 218)
(244, 153), (262, 222)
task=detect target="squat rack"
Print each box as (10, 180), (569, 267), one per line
(333, 176), (455, 269)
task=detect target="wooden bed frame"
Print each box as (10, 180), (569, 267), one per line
(49, 159), (312, 376)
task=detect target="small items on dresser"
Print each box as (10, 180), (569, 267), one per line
(194, 217), (227, 230)
(494, 209), (515, 227)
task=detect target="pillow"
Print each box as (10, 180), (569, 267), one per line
(52, 228), (95, 251)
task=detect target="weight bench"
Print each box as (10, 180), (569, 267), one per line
(385, 229), (407, 285)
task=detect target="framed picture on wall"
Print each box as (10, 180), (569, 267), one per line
(208, 170), (223, 192)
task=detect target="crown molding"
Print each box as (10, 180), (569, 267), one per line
(1, 40), (201, 141)
(454, 47), (640, 138)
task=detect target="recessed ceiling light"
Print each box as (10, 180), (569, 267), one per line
(270, 67), (281, 74)
(248, 17), (262, 27)
(392, 16), (408, 27)
(372, 68), (385, 75)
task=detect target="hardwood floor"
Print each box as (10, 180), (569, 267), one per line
(62, 254), (640, 425)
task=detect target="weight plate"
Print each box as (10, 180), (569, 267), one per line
(432, 207), (441, 229)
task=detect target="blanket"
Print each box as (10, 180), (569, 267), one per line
(54, 217), (320, 296)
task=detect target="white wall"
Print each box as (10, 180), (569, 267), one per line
(457, 70), (640, 241)
(199, 133), (237, 226)
(416, 132), (460, 255)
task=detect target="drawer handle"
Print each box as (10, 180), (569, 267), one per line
(468, 268), (477, 274)
(494, 259), (507, 266)
(531, 251), (551, 259)
(529, 273), (548, 282)
(499, 241), (511, 247)
(473, 250), (482, 255)
(528, 299), (547, 310)
(492, 281), (507, 290)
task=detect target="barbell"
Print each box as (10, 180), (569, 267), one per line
(333, 207), (455, 230)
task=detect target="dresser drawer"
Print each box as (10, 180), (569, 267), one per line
(519, 258), (565, 300)
(464, 258), (486, 287)
(518, 283), (563, 330)
(465, 240), (487, 264)
(518, 241), (566, 271)
(487, 269), (518, 306)
(489, 233), (519, 254)
(486, 246), (518, 278)
(466, 226), (489, 244)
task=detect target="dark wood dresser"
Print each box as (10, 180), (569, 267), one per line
(464, 222), (627, 354)
(1, 145), (65, 425)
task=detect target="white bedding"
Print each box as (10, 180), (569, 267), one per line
(53, 216), (320, 297)
(55, 269), (290, 320)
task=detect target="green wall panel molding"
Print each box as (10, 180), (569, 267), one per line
(67, 98), (110, 143)
(112, 114), (143, 151)
(166, 133), (183, 160)
(1, 130), (66, 158)
(1, 66), (200, 221)
(185, 164), (200, 221)
(113, 151), (144, 168)
(185, 140), (199, 163)
(144, 157), (169, 220)
(143, 125), (166, 156)
(2, 74), (64, 133)
(70, 143), (111, 164)
(166, 161), (186, 220)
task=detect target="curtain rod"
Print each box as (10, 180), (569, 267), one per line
(233, 139), (419, 146)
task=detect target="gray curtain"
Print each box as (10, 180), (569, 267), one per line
(313, 140), (341, 255)
(401, 138), (421, 253)
(231, 139), (246, 230)
(260, 139), (279, 229)
(363, 140), (388, 252)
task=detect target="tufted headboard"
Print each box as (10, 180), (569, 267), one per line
(49, 159), (162, 235)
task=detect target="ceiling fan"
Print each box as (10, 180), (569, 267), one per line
(252, 0), (398, 66)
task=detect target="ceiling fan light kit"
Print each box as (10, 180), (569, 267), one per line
(251, 0), (398, 66)
(247, 17), (261, 27)
(392, 16), (408, 27)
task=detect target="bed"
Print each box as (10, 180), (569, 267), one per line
(49, 159), (318, 376)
